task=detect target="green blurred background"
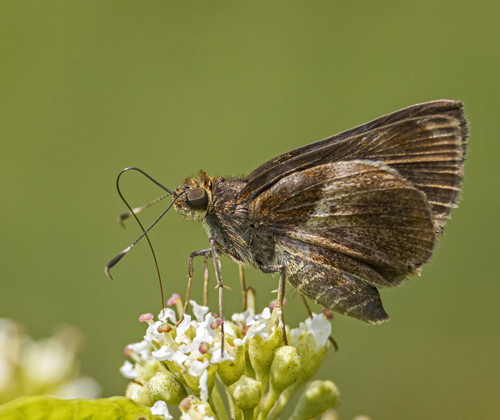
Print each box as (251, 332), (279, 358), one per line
(1, 1), (499, 419)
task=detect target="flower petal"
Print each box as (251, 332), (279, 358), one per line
(190, 300), (209, 323)
(189, 359), (209, 377)
(151, 400), (173, 419)
(158, 308), (177, 323)
(152, 345), (176, 362)
(119, 361), (138, 379)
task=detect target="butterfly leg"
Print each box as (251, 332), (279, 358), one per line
(260, 264), (288, 344)
(203, 257), (210, 306)
(300, 293), (313, 318)
(179, 248), (212, 323)
(239, 265), (247, 311)
(209, 237), (225, 356)
(277, 268), (288, 345)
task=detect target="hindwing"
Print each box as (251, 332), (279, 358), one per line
(277, 236), (390, 324)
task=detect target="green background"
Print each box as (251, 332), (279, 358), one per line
(1, 2), (499, 419)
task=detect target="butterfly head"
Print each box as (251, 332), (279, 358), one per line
(173, 171), (213, 222)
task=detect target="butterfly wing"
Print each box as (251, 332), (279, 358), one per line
(248, 160), (437, 323)
(277, 236), (391, 324)
(240, 100), (467, 323)
(240, 100), (468, 233)
(249, 160), (436, 284)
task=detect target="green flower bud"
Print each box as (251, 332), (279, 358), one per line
(162, 360), (186, 385)
(217, 342), (245, 386)
(125, 381), (154, 406)
(147, 370), (187, 405)
(270, 346), (302, 392)
(135, 359), (161, 382)
(228, 375), (262, 410)
(289, 380), (340, 420)
(295, 333), (328, 384)
(258, 346), (303, 420)
(179, 395), (216, 418)
(248, 327), (284, 382)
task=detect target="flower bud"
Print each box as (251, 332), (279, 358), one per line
(124, 381), (153, 406)
(135, 359), (161, 382)
(270, 346), (302, 392)
(216, 342), (245, 386)
(161, 360), (186, 385)
(147, 370), (187, 405)
(294, 333), (328, 384)
(228, 376), (262, 410)
(248, 326), (284, 381)
(289, 380), (340, 420)
(179, 395), (215, 419)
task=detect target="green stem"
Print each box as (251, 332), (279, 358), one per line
(225, 383), (242, 420)
(210, 383), (229, 420)
(257, 386), (279, 420)
(266, 386), (295, 420)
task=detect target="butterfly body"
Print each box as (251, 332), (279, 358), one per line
(172, 100), (468, 324)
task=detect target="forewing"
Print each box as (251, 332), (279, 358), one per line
(249, 160), (437, 286)
(240, 100), (467, 233)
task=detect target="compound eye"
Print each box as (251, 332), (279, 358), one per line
(186, 187), (209, 210)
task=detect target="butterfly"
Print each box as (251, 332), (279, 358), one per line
(171, 100), (468, 325)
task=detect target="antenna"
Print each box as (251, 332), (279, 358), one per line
(105, 167), (180, 311)
(118, 193), (171, 227)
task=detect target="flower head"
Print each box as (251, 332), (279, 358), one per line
(122, 293), (337, 420)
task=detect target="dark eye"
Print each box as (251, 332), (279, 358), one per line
(186, 187), (209, 210)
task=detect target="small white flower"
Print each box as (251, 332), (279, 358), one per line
(246, 307), (271, 328)
(194, 314), (216, 344)
(210, 348), (233, 364)
(231, 310), (250, 327)
(177, 342), (197, 355)
(190, 301), (209, 323)
(245, 307), (275, 341)
(289, 327), (302, 347)
(151, 345), (175, 362)
(158, 308), (177, 323)
(151, 400), (173, 419)
(128, 340), (151, 360)
(305, 313), (331, 348)
(189, 359), (209, 377)
(119, 360), (138, 379)
(172, 351), (190, 366)
(144, 321), (166, 347)
(176, 315), (192, 343)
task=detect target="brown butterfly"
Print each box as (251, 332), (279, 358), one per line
(170, 100), (468, 325)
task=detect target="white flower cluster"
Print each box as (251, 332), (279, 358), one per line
(121, 297), (336, 420)
(0, 319), (101, 405)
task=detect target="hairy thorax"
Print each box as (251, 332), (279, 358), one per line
(173, 171), (278, 270)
